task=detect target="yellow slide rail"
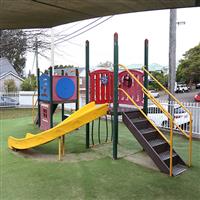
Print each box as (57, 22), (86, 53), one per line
(142, 67), (192, 167)
(119, 64), (174, 176)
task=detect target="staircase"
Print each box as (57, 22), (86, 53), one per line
(122, 110), (187, 176)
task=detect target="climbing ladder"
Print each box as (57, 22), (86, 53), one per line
(118, 64), (192, 176)
(123, 110), (187, 176)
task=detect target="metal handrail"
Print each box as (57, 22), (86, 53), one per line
(119, 63), (174, 176)
(118, 88), (170, 144)
(142, 66), (192, 166)
(32, 89), (38, 124)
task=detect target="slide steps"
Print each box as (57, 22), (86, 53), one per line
(122, 110), (187, 176)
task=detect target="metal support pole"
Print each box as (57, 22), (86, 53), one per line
(35, 37), (39, 80)
(113, 33), (119, 160)
(61, 69), (65, 154)
(49, 67), (53, 128)
(75, 68), (79, 111)
(61, 70), (65, 120)
(51, 28), (55, 75)
(143, 39), (149, 114)
(58, 137), (62, 161)
(37, 68), (41, 127)
(85, 40), (90, 148)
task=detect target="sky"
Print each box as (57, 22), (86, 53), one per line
(25, 7), (200, 75)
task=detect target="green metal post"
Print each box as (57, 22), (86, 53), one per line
(61, 70), (65, 120)
(75, 68), (79, 111)
(113, 33), (118, 160)
(143, 39), (149, 114)
(49, 67), (53, 128)
(85, 40), (90, 148)
(37, 68), (41, 127)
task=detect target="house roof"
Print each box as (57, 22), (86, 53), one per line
(0, 57), (18, 77)
(54, 67), (85, 77)
(0, 71), (24, 82)
(0, 0), (199, 29)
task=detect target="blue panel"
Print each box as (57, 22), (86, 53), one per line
(39, 74), (51, 101)
(56, 77), (75, 99)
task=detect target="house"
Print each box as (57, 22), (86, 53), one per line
(54, 67), (86, 89)
(0, 57), (24, 92)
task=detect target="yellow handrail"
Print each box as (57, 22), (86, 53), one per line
(119, 64), (174, 176)
(32, 89), (38, 124)
(118, 88), (170, 144)
(142, 66), (192, 166)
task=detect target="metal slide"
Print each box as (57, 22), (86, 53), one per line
(8, 102), (108, 150)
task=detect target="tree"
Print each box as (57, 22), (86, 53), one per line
(149, 71), (168, 91)
(21, 74), (37, 91)
(4, 79), (17, 92)
(0, 30), (27, 77)
(96, 61), (113, 69)
(54, 64), (75, 69)
(0, 29), (50, 77)
(177, 43), (200, 84)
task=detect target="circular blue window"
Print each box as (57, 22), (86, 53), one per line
(56, 77), (75, 99)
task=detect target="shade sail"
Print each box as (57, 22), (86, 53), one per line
(0, 0), (199, 29)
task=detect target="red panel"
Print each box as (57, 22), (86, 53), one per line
(52, 75), (77, 102)
(90, 73), (95, 101)
(89, 69), (113, 104)
(40, 102), (51, 130)
(118, 70), (144, 106)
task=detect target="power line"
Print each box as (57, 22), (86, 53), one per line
(54, 17), (103, 43)
(54, 21), (82, 36)
(55, 16), (114, 45)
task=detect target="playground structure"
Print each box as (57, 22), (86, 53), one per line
(8, 33), (193, 176)
(36, 67), (79, 130)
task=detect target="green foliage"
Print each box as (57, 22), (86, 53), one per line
(177, 43), (200, 84)
(0, 30), (27, 77)
(4, 79), (17, 92)
(148, 71), (168, 90)
(96, 61), (113, 69)
(54, 65), (75, 69)
(21, 74), (36, 91)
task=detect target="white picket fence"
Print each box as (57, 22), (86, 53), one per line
(1, 92), (200, 136)
(148, 100), (200, 136)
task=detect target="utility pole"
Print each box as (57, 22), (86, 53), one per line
(51, 28), (55, 75)
(168, 9), (177, 103)
(35, 37), (39, 76)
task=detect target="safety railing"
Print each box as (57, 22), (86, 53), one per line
(32, 89), (38, 124)
(142, 67), (192, 166)
(119, 64), (174, 176)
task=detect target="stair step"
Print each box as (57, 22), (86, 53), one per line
(140, 128), (156, 134)
(159, 151), (177, 161)
(173, 164), (187, 176)
(149, 139), (166, 147)
(131, 118), (147, 123)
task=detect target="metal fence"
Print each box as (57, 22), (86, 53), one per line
(148, 100), (200, 136)
(0, 92), (19, 107)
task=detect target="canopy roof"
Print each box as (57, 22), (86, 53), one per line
(0, 0), (199, 29)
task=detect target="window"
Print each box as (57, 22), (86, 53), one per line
(174, 107), (185, 114)
(43, 108), (48, 119)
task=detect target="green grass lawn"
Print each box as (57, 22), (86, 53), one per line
(1, 108), (200, 200)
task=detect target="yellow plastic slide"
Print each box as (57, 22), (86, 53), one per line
(8, 102), (108, 150)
